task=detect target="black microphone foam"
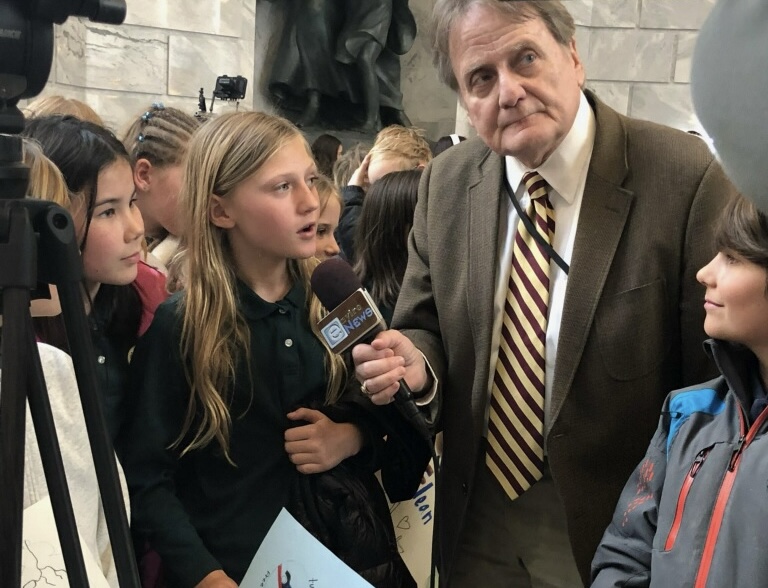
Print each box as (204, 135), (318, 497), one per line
(311, 257), (432, 440)
(311, 257), (363, 311)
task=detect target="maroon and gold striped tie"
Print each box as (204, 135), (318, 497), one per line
(486, 171), (555, 500)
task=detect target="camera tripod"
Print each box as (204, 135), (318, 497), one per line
(0, 127), (141, 586)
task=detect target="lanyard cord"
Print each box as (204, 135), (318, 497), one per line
(502, 178), (570, 275)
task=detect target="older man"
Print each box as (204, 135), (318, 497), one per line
(352, 1), (737, 586)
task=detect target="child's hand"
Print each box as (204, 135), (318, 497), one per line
(285, 408), (364, 474)
(194, 570), (238, 587)
(348, 153), (371, 189)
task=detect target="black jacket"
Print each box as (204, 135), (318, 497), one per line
(289, 398), (430, 588)
(338, 184), (365, 263)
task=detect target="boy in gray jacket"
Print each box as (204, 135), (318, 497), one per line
(592, 194), (768, 587)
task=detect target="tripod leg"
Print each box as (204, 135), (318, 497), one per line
(0, 288), (92, 587)
(0, 288), (28, 586)
(24, 310), (90, 586)
(56, 279), (140, 587)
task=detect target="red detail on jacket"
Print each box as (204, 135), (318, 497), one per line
(664, 448), (710, 551)
(694, 407), (768, 587)
(621, 458), (655, 528)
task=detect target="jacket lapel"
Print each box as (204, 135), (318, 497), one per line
(467, 149), (504, 420)
(550, 95), (634, 428)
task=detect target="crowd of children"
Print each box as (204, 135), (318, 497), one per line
(16, 96), (443, 588)
(16, 88), (767, 588)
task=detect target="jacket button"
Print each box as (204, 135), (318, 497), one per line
(461, 482), (468, 495)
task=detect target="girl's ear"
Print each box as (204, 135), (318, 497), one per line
(209, 194), (235, 229)
(134, 158), (153, 192)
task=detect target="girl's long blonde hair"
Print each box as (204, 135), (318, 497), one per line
(177, 111), (345, 459)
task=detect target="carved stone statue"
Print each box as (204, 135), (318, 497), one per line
(267, 0), (416, 131)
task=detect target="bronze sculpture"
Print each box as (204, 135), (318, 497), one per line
(267, 0), (416, 131)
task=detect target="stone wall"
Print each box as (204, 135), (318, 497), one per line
(28, 0), (257, 134)
(575, 0), (715, 132)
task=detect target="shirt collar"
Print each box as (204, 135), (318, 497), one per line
(505, 91), (596, 203)
(237, 279), (306, 321)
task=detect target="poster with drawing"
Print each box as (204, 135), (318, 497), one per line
(22, 497), (110, 588)
(240, 508), (373, 588)
(386, 460), (436, 588)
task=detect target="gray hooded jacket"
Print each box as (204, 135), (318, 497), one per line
(591, 340), (768, 587)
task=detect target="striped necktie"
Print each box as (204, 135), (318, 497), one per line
(486, 171), (555, 500)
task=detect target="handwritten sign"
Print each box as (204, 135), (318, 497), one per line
(386, 460), (436, 588)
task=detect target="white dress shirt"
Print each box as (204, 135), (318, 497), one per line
(484, 92), (596, 444)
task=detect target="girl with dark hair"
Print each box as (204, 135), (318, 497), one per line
(23, 115), (167, 443)
(18, 138), (128, 588)
(353, 169), (421, 324)
(311, 133), (343, 177)
(592, 194), (768, 586)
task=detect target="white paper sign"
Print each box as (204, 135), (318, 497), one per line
(240, 508), (374, 588)
(22, 497), (111, 588)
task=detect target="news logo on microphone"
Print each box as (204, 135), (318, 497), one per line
(317, 289), (384, 353)
(320, 318), (348, 348)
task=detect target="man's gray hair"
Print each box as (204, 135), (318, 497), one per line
(432, 0), (576, 91)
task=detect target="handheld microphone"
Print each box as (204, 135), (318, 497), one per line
(311, 257), (432, 440)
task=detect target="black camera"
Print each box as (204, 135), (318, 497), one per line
(0, 0), (126, 132)
(212, 74), (248, 101)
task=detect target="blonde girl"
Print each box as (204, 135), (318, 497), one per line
(314, 173), (343, 260)
(121, 112), (415, 588)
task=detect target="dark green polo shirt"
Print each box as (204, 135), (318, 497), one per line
(120, 280), (327, 587)
(90, 288), (137, 443)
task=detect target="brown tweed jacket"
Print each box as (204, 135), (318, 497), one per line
(391, 92), (737, 584)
